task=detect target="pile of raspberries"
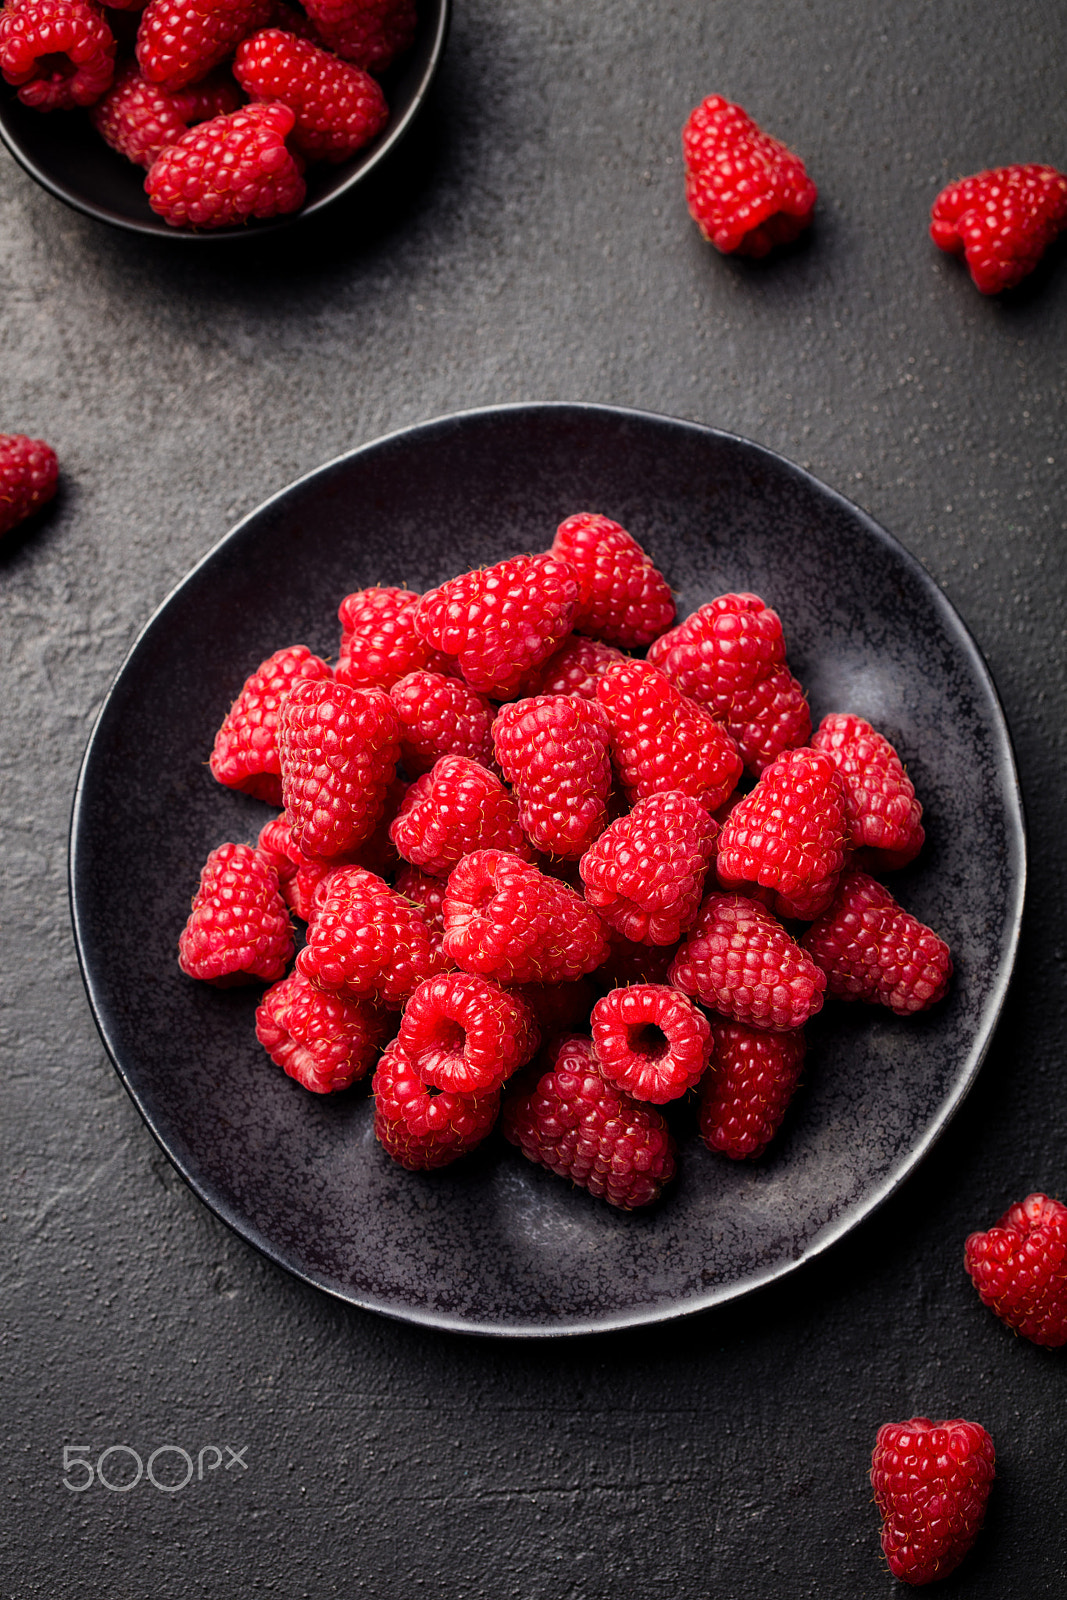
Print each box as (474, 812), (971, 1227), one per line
(179, 511), (953, 1210)
(0, 0), (416, 228)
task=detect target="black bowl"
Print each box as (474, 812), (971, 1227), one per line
(70, 403), (1025, 1335)
(0, 0), (449, 239)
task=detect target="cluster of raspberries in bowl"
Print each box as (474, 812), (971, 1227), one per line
(178, 512), (952, 1209)
(0, 0), (415, 227)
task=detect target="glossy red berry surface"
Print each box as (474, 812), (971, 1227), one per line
(443, 849), (609, 986)
(811, 712), (924, 869)
(178, 841), (293, 985)
(298, 865), (448, 1006)
(390, 756), (533, 879)
(234, 27), (388, 162)
(91, 62), (240, 167)
(596, 658), (742, 812)
(277, 678), (400, 862)
(699, 1020), (805, 1159)
(580, 790), (718, 946)
(255, 968), (391, 1093)
(210, 645), (332, 807)
(669, 892), (825, 1032)
(871, 1417), (995, 1586)
(390, 671), (496, 776)
(145, 101), (306, 229)
(931, 164), (1067, 294)
(549, 512), (675, 648)
(964, 1192), (1067, 1348)
(590, 983), (711, 1103)
(517, 633), (627, 701)
(373, 1040), (499, 1172)
(0, 0), (115, 110)
(137, 0), (273, 90)
(492, 694), (613, 859)
(336, 587), (451, 690)
(682, 94), (816, 257)
(0, 432), (58, 535)
(802, 870), (952, 1015)
(716, 747), (848, 921)
(398, 972), (539, 1094)
(303, 0), (415, 73)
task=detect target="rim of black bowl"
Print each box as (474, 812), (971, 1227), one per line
(0, 0), (450, 241)
(69, 402), (1028, 1337)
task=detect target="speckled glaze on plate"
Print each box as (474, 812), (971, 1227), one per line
(69, 403), (1025, 1336)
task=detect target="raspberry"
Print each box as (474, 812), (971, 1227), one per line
(0, 0), (115, 110)
(0, 432), (58, 536)
(90, 62), (241, 167)
(596, 658), (743, 813)
(277, 678), (400, 862)
(298, 865), (447, 1006)
(647, 594), (811, 775)
(699, 1020), (805, 1159)
(443, 850), (609, 985)
(579, 790), (718, 946)
(210, 645), (332, 806)
(414, 554), (579, 699)
(145, 102), (305, 229)
(398, 972), (539, 1094)
(373, 1040), (499, 1172)
(811, 713), (924, 869)
(802, 870), (952, 1016)
(964, 1192), (1067, 1348)
(390, 756), (533, 879)
(590, 983), (711, 1103)
(395, 863), (446, 941)
(549, 513), (675, 648)
(257, 812), (305, 893)
(502, 1034), (676, 1209)
(234, 29), (387, 163)
(390, 671), (495, 776)
(669, 892), (825, 1032)
(178, 841), (292, 985)
(871, 1418), (995, 1586)
(517, 633), (627, 701)
(682, 95), (816, 257)
(136, 0), (272, 91)
(255, 968), (391, 1092)
(302, 0), (414, 73)
(595, 931), (679, 990)
(492, 695), (613, 860)
(931, 164), (1067, 294)
(336, 587), (451, 691)
(716, 747), (848, 921)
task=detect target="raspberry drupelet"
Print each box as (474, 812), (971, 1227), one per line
(811, 712), (924, 870)
(549, 512), (675, 648)
(870, 1418), (995, 1586)
(178, 841), (293, 985)
(492, 694), (613, 860)
(0, 432), (58, 536)
(255, 968), (392, 1093)
(964, 1192), (1067, 1348)
(136, 0), (273, 91)
(234, 28), (388, 162)
(716, 746), (848, 921)
(590, 984), (711, 1104)
(91, 62), (241, 167)
(298, 865), (449, 1007)
(145, 102), (306, 229)
(596, 658), (743, 813)
(373, 1039), (500, 1172)
(210, 645), (332, 807)
(0, 0), (115, 110)
(277, 678), (400, 862)
(398, 972), (539, 1094)
(390, 756), (533, 879)
(389, 671), (496, 777)
(443, 849), (609, 986)
(802, 870), (952, 1015)
(580, 789), (719, 946)
(682, 94), (816, 257)
(669, 892), (826, 1032)
(699, 1020), (805, 1159)
(931, 164), (1067, 294)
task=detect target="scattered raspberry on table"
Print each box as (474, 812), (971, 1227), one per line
(870, 1417), (995, 1586)
(931, 164), (1067, 294)
(0, 432), (58, 537)
(964, 1192), (1067, 1348)
(682, 94), (817, 257)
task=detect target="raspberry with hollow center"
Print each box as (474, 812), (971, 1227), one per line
(580, 789), (719, 946)
(398, 972), (539, 1094)
(146, 102), (306, 230)
(964, 1192), (1067, 1348)
(492, 694), (613, 860)
(91, 62), (241, 167)
(298, 865), (448, 1006)
(255, 968), (392, 1093)
(811, 712), (924, 869)
(136, 0), (273, 91)
(682, 94), (816, 257)
(549, 512), (675, 648)
(716, 746), (848, 921)
(802, 870), (952, 1015)
(210, 644), (332, 807)
(390, 671), (496, 776)
(870, 1418), (995, 1586)
(178, 841), (293, 985)
(590, 983), (711, 1104)
(699, 1020), (805, 1159)
(596, 658), (743, 813)
(0, 432), (58, 536)
(444, 849), (609, 985)
(669, 892), (825, 1032)
(373, 1039), (499, 1171)
(234, 28), (388, 163)
(0, 0), (115, 110)
(277, 677), (400, 862)
(931, 164), (1067, 294)
(390, 755), (533, 879)
(502, 1034), (676, 1209)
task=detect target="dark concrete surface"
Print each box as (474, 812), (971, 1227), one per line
(1, 1), (1065, 1594)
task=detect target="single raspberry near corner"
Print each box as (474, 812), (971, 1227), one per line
(596, 658), (743, 813)
(443, 850), (609, 986)
(492, 694), (613, 860)
(178, 841), (293, 985)
(136, 0), (273, 91)
(373, 1039), (499, 1172)
(590, 983), (711, 1104)
(390, 755), (533, 879)
(390, 671), (496, 776)
(234, 28), (388, 162)
(931, 164), (1067, 294)
(716, 747), (848, 921)
(255, 968), (392, 1093)
(502, 1033), (676, 1209)
(580, 790), (719, 946)
(298, 865), (448, 1007)
(964, 1192), (1067, 1348)
(302, 0), (415, 74)
(699, 1020), (805, 1159)
(0, 0), (115, 110)
(91, 62), (241, 167)
(871, 1418), (995, 1586)
(398, 972), (539, 1094)
(210, 645), (332, 807)
(669, 892), (825, 1032)
(0, 432), (58, 536)
(802, 870), (952, 1015)
(549, 513), (675, 648)
(682, 95), (816, 257)
(277, 678), (400, 862)
(145, 102), (306, 229)
(811, 712), (924, 869)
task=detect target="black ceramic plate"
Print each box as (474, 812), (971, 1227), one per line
(70, 403), (1025, 1335)
(0, 0), (449, 240)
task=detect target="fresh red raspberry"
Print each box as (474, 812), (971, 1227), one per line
(414, 554), (579, 699)
(871, 1418), (995, 1586)
(802, 870), (952, 1016)
(395, 863), (446, 940)
(257, 812), (305, 894)
(398, 973), (539, 1094)
(136, 0), (272, 90)
(302, 0), (414, 74)
(210, 644), (332, 806)
(145, 101), (305, 229)
(590, 983), (711, 1104)
(178, 841), (292, 984)
(0, 0), (115, 110)
(0, 432), (58, 536)
(90, 62), (240, 166)
(811, 713), (924, 869)
(716, 747), (848, 921)
(549, 513), (675, 649)
(669, 892), (825, 1032)
(269, 776), (404, 919)
(390, 755), (533, 879)
(931, 164), (1067, 294)
(492, 695), (613, 860)
(699, 1020), (805, 1159)
(373, 1039), (499, 1172)
(964, 1192), (1067, 1348)
(443, 850), (609, 986)
(502, 1034), (676, 1209)
(298, 864), (448, 1006)
(336, 587), (452, 691)
(596, 658), (743, 813)
(682, 94), (816, 257)
(389, 671), (495, 776)
(277, 678), (400, 862)
(255, 968), (391, 1093)
(580, 790), (718, 946)
(234, 28), (387, 163)
(647, 594), (811, 775)
(516, 633), (627, 700)
(595, 931), (679, 990)
(512, 978), (595, 1039)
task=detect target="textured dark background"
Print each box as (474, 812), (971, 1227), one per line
(1, 0), (1065, 1594)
